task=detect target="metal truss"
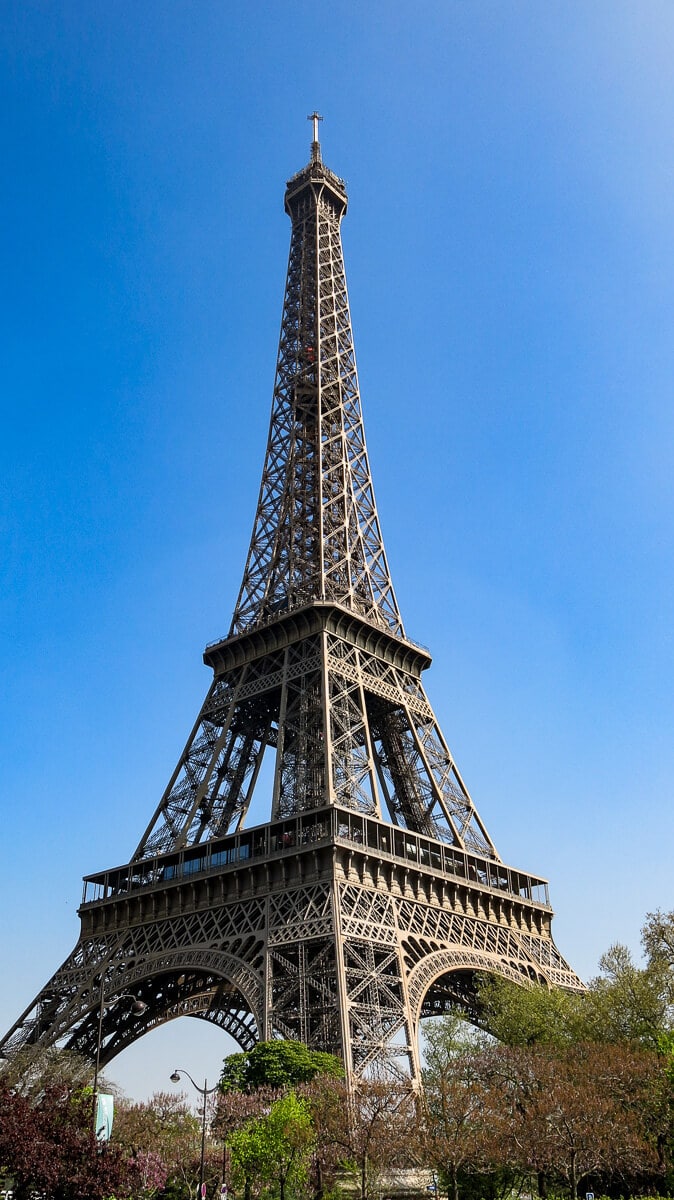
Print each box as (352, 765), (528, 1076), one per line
(0, 852), (582, 1086)
(1, 126), (582, 1087)
(230, 149), (402, 638)
(133, 624), (496, 860)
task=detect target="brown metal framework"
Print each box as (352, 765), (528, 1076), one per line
(0, 122), (582, 1086)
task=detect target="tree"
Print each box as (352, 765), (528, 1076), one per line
(113, 1089), (220, 1200)
(220, 1040), (343, 1093)
(133, 1150), (168, 1197)
(227, 1091), (315, 1200)
(0, 1045), (108, 1100)
(584, 942), (674, 1050)
(478, 974), (587, 1048)
(479, 912), (674, 1054)
(305, 1075), (415, 1200)
(643, 908), (674, 971)
(420, 1007), (671, 1200)
(0, 1082), (141, 1200)
(419, 1016), (510, 1200)
(507, 1042), (663, 1199)
(213, 1086), (283, 1200)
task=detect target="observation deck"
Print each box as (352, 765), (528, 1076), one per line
(81, 804), (550, 916)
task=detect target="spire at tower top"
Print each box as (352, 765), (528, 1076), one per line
(307, 110), (323, 162)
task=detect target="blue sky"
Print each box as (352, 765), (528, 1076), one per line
(1, 2), (673, 1101)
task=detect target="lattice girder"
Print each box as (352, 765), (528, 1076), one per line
(133, 614), (498, 859)
(1, 814), (582, 1084)
(0, 917), (266, 1067)
(231, 156), (402, 637)
(1, 130), (582, 1089)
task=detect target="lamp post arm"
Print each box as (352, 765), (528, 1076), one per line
(171, 1068), (220, 1097)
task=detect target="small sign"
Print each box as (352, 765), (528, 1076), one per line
(221, 1188), (228, 1198)
(586, 1194), (594, 1199)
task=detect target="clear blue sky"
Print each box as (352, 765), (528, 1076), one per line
(2, 2), (673, 1101)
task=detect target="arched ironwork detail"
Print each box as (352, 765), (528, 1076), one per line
(407, 946), (547, 1028)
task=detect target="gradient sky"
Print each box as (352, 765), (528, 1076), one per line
(2, 2), (673, 1102)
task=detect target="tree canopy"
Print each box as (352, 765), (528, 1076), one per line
(219, 1039), (343, 1092)
(227, 1091), (315, 1200)
(479, 908), (674, 1051)
(0, 1083), (142, 1200)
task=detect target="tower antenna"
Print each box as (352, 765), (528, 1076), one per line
(307, 110), (323, 161)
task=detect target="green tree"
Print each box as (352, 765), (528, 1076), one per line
(583, 941), (672, 1049)
(478, 973), (587, 1048)
(220, 1040), (343, 1093)
(479, 913), (674, 1053)
(643, 908), (674, 970)
(227, 1091), (315, 1200)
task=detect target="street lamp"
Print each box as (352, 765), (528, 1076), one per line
(170, 1068), (220, 1199)
(92, 989), (147, 1135)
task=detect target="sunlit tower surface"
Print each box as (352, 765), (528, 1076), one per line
(0, 120), (582, 1086)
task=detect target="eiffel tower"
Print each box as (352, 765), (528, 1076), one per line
(1, 117), (582, 1086)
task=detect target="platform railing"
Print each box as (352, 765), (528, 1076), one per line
(81, 805), (550, 910)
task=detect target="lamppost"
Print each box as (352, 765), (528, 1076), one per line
(92, 989), (147, 1135)
(170, 1068), (220, 1199)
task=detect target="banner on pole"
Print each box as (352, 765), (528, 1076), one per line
(96, 1093), (114, 1142)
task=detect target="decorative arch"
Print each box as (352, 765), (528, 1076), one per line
(407, 946), (548, 1029)
(66, 949), (263, 1067)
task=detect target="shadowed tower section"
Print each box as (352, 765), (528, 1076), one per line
(0, 119), (582, 1086)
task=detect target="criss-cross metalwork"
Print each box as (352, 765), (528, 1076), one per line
(232, 155), (402, 638)
(1, 125), (582, 1088)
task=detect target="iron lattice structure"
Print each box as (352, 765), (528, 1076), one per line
(1, 123), (582, 1086)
